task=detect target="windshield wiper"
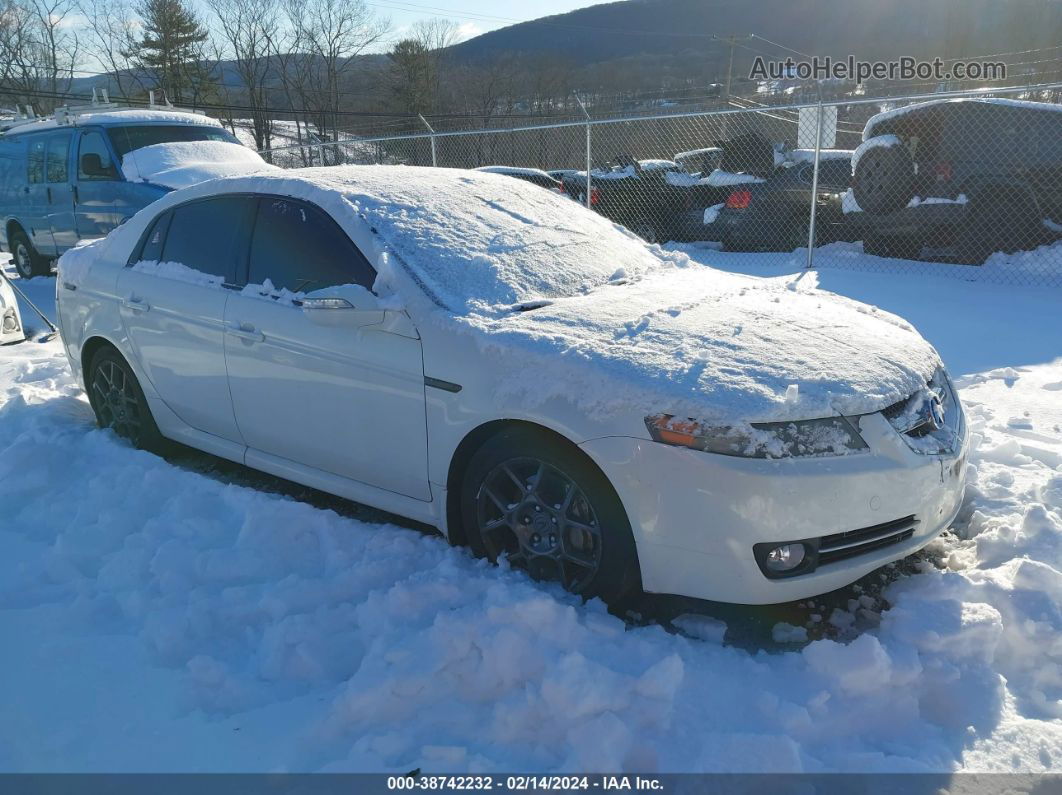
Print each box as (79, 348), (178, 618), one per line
(509, 299), (554, 312)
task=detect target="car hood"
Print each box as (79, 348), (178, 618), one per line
(120, 140), (279, 190)
(460, 266), (942, 424)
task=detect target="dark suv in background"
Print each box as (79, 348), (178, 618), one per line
(850, 98), (1062, 264)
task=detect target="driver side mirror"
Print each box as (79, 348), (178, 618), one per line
(81, 153), (117, 179)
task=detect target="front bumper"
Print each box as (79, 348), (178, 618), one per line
(580, 411), (968, 604)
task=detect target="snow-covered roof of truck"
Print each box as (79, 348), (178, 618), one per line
(2, 108), (222, 137)
(863, 96), (1062, 139)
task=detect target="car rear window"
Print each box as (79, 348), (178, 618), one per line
(160, 197), (253, 282)
(107, 125), (240, 161)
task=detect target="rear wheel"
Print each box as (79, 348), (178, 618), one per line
(460, 427), (640, 606)
(10, 228), (50, 279)
(87, 347), (166, 452)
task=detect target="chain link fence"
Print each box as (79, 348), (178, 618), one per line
(260, 82), (1062, 288)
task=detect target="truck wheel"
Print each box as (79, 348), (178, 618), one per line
(460, 426), (641, 608)
(852, 138), (915, 215)
(10, 229), (50, 279)
(863, 232), (922, 260)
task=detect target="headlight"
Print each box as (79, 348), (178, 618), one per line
(645, 414), (868, 459)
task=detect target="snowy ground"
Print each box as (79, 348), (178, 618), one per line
(1, 244), (1060, 773)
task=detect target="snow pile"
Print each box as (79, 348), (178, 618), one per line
(703, 203), (724, 225)
(2, 258), (1062, 772)
(121, 140), (278, 190)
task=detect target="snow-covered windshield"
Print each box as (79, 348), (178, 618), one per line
(107, 125), (241, 162)
(336, 166), (663, 315)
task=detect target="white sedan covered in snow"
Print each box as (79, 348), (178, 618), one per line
(55, 166), (968, 605)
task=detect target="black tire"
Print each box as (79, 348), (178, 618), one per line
(852, 139), (915, 215)
(86, 347), (167, 452)
(9, 228), (50, 279)
(460, 427), (641, 606)
(863, 232), (922, 260)
(955, 193), (1040, 266)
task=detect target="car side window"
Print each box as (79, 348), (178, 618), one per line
(161, 197), (254, 282)
(78, 131), (118, 181)
(46, 133), (71, 183)
(247, 197), (376, 293)
(27, 138), (45, 184)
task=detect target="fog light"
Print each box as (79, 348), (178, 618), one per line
(764, 543), (806, 572)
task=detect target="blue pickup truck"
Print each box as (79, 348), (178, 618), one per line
(0, 107), (267, 278)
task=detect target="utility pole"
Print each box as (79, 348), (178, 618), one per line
(713, 34), (754, 107)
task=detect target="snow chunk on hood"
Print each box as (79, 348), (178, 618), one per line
(463, 268), (942, 423)
(121, 140), (278, 190)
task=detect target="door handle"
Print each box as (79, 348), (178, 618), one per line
(121, 296), (150, 313)
(46, 187), (52, 204)
(226, 321), (264, 343)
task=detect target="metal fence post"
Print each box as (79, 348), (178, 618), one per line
(576, 95), (592, 210)
(805, 82), (825, 270)
(419, 114), (438, 167)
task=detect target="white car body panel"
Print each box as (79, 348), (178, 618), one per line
(116, 266), (243, 443)
(55, 167), (968, 605)
(223, 290), (431, 501)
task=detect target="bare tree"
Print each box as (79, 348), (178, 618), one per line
(205, 0), (279, 149)
(76, 0), (140, 99)
(0, 0), (79, 112)
(284, 0), (388, 146)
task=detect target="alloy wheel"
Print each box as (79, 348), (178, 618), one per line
(475, 457), (603, 591)
(91, 359), (144, 444)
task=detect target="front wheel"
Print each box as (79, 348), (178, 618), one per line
(460, 428), (640, 606)
(86, 347), (167, 452)
(10, 229), (50, 279)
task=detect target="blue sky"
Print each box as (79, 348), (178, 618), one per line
(369, 0), (602, 50)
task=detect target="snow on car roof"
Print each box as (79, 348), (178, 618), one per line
(674, 147), (722, 160)
(104, 165), (664, 316)
(474, 165), (555, 179)
(863, 96), (1062, 138)
(2, 108), (223, 137)
(638, 159), (679, 171)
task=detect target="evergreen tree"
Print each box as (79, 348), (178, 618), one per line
(126, 0), (212, 105)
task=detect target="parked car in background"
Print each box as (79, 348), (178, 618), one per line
(0, 105), (274, 278)
(58, 165), (967, 606)
(547, 168), (582, 183)
(475, 166), (565, 193)
(848, 97), (1062, 264)
(698, 151), (855, 251)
